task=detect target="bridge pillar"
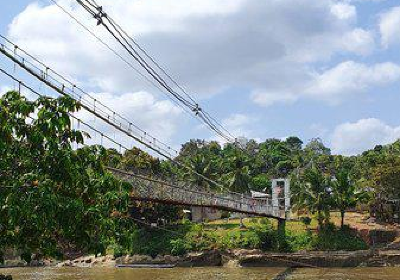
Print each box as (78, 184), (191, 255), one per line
(271, 178), (291, 219)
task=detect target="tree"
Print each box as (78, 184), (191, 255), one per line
(331, 169), (369, 228)
(256, 138), (294, 176)
(0, 91), (134, 258)
(304, 138), (331, 156)
(183, 154), (219, 191)
(121, 147), (161, 176)
(223, 151), (251, 193)
(285, 136), (303, 151)
(293, 167), (332, 228)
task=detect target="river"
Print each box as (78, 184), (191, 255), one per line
(1, 267), (400, 280)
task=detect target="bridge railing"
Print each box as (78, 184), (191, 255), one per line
(108, 167), (287, 219)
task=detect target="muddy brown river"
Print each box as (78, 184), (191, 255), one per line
(1, 267), (400, 279)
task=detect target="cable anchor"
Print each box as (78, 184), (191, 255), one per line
(94, 6), (107, 25)
(192, 104), (202, 116)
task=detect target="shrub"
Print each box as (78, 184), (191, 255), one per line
(170, 239), (191, 256)
(285, 231), (313, 252)
(21, 252), (32, 264)
(313, 224), (368, 251)
(300, 217), (312, 228)
(252, 223), (278, 251)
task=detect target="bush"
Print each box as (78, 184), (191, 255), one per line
(111, 244), (126, 258)
(21, 252), (32, 264)
(252, 222), (279, 251)
(126, 220), (368, 256)
(313, 224), (368, 251)
(220, 211), (230, 219)
(285, 231), (313, 252)
(170, 239), (191, 256)
(300, 217), (312, 228)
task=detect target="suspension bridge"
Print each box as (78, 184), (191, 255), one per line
(0, 0), (290, 221)
(108, 168), (286, 219)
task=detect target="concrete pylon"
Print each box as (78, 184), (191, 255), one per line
(271, 178), (291, 219)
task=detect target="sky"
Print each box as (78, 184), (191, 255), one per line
(1, 0), (400, 156)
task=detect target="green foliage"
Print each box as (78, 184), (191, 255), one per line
(0, 91), (136, 258)
(331, 169), (370, 227)
(2, 89), (395, 258)
(285, 231), (313, 252)
(292, 167), (333, 227)
(251, 174), (271, 192)
(312, 224), (368, 251)
(170, 238), (191, 256)
(223, 150), (252, 193)
(252, 221), (279, 251)
(300, 217), (312, 228)
(20, 252), (32, 264)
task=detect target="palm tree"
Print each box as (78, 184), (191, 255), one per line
(183, 154), (218, 191)
(331, 169), (369, 229)
(293, 167), (332, 228)
(224, 152), (251, 194)
(223, 151), (251, 228)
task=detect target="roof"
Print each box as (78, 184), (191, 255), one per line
(251, 190), (270, 198)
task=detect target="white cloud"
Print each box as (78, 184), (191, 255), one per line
(331, 118), (400, 155)
(253, 60), (400, 106)
(75, 91), (183, 145)
(306, 61), (400, 102)
(341, 28), (375, 55)
(8, 0), (374, 104)
(330, 3), (357, 20)
(0, 85), (12, 94)
(222, 113), (252, 129)
(379, 6), (400, 48)
(341, 0), (387, 3)
(0, 84), (39, 101)
(250, 91), (298, 107)
(94, 0), (245, 35)
(207, 113), (257, 143)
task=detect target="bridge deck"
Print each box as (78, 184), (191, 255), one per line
(109, 168), (286, 219)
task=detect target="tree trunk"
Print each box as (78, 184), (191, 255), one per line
(239, 215), (245, 228)
(278, 218), (286, 234)
(341, 210), (345, 229)
(317, 211), (324, 229)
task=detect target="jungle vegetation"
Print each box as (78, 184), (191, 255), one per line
(1, 91), (398, 259)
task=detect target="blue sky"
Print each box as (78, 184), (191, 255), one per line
(1, 0), (400, 155)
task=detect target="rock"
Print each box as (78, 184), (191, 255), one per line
(38, 249), (400, 269)
(29, 260), (45, 267)
(232, 249), (262, 256)
(43, 259), (54, 267)
(223, 259), (240, 268)
(236, 250), (374, 268)
(177, 250), (222, 267)
(58, 260), (72, 267)
(164, 255), (179, 263)
(4, 260), (27, 267)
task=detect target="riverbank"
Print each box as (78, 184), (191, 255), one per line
(3, 215), (399, 269)
(3, 249), (397, 268)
